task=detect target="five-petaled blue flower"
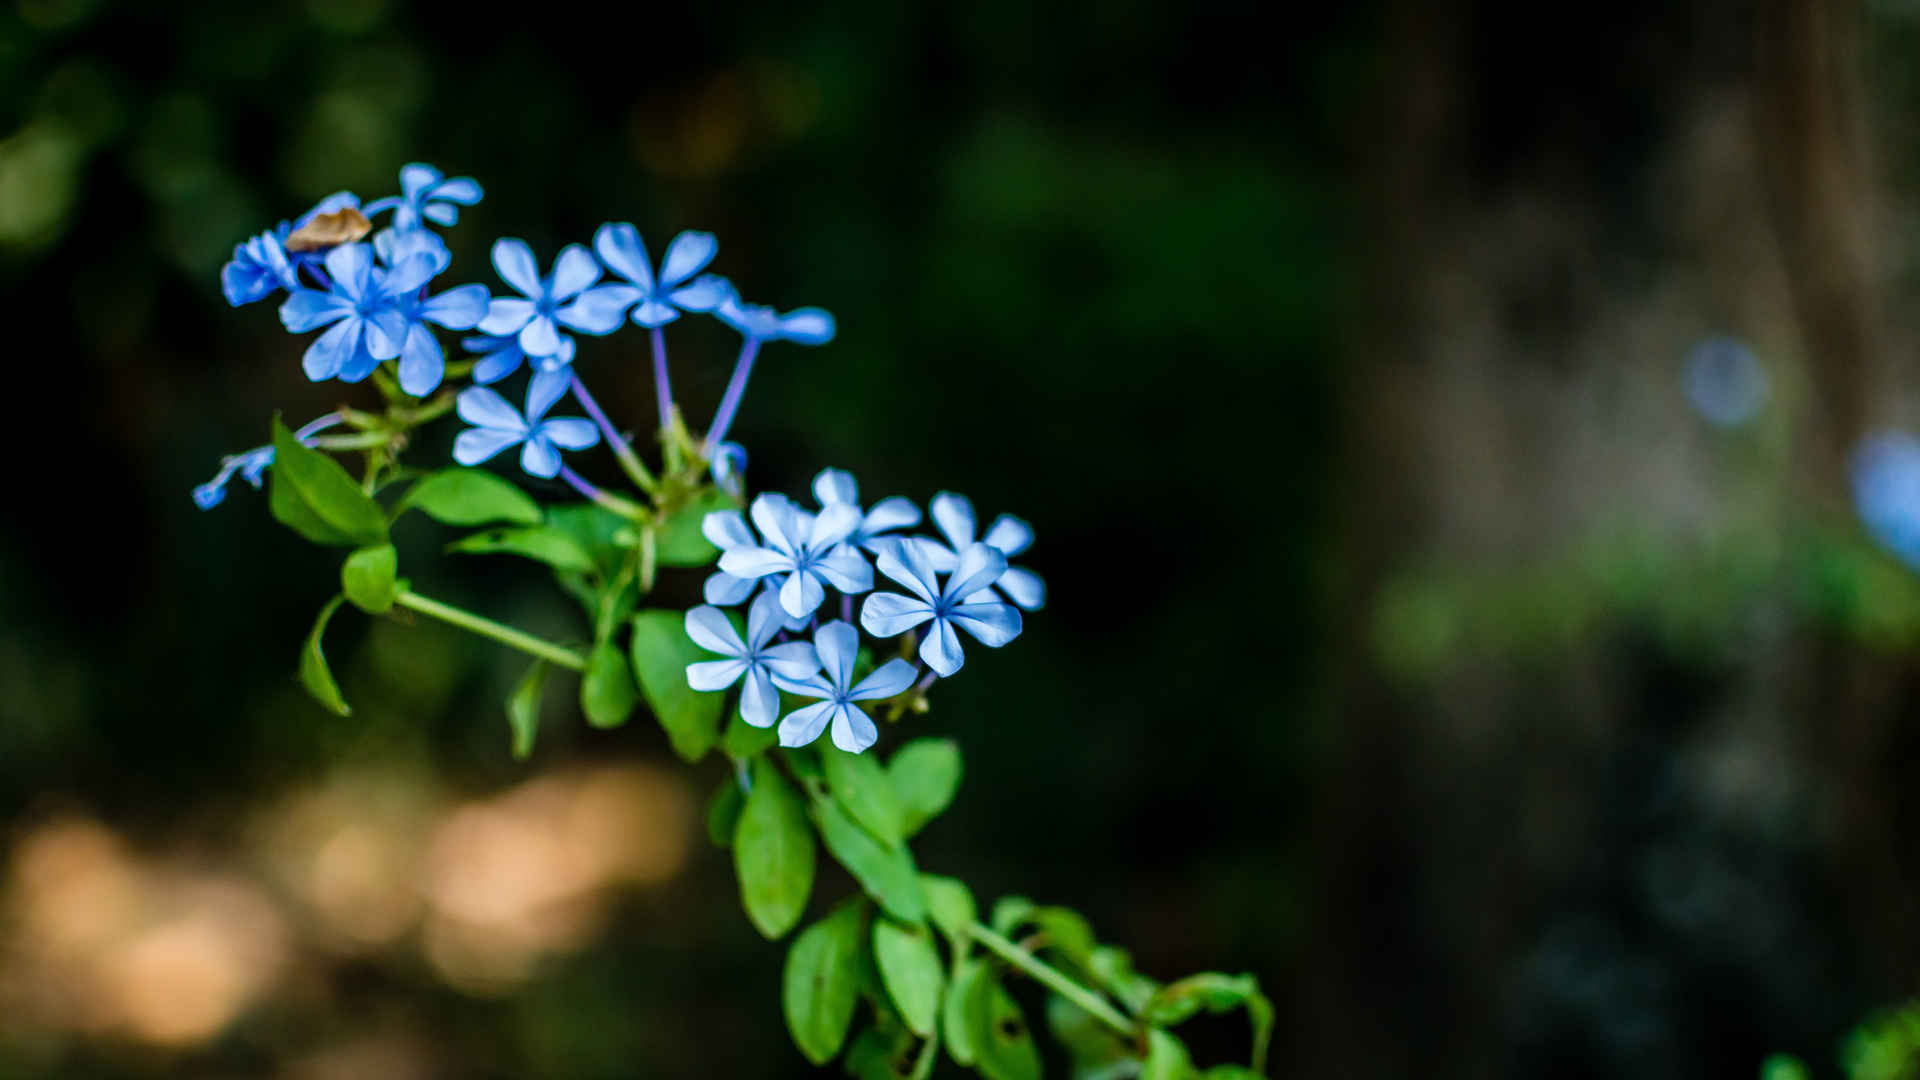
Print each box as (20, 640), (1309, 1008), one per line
(813, 468), (921, 554)
(685, 592), (824, 730)
(916, 492), (1046, 611)
(591, 223), (732, 328)
(715, 285), (837, 345)
(862, 540), (1022, 677)
(719, 493), (874, 619)
(278, 243), (410, 384)
(477, 239), (633, 359)
(220, 191), (359, 306)
(773, 621), (918, 753)
(375, 232), (490, 395)
(364, 163), (483, 232)
(453, 373), (599, 479)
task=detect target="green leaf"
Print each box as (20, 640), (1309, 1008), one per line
(298, 594), (352, 716)
(823, 744), (906, 849)
(1142, 1028), (1196, 1080)
(1088, 946), (1162, 1014)
(545, 503), (633, 575)
(964, 971), (1042, 1080)
(1142, 973), (1271, 1073)
(887, 738), (961, 837)
(269, 415), (388, 547)
(447, 526), (597, 573)
(990, 896), (1035, 936)
(629, 609), (725, 761)
(340, 543), (398, 613)
(580, 639), (639, 729)
(919, 874), (977, 958)
(656, 487), (740, 566)
(723, 711), (779, 758)
(842, 1028), (911, 1080)
(873, 918), (944, 1038)
(706, 779), (745, 848)
(943, 959), (985, 1068)
(506, 658), (548, 760)
(1030, 906), (1097, 968)
(815, 797), (926, 924)
(395, 468), (541, 526)
(1045, 994), (1133, 1067)
(783, 899), (867, 1065)
(734, 758), (815, 939)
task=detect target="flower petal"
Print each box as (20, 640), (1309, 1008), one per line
(519, 435), (562, 479)
(322, 243), (374, 297)
(688, 658), (749, 691)
(739, 667), (779, 728)
(750, 493), (802, 555)
(592, 222), (654, 292)
(518, 314), (562, 358)
(659, 230), (718, 286)
(860, 592), (934, 638)
(719, 547), (794, 580)
(848, 657), (918, 701)
(548, 243), (601, 301)
(479, 297), (536, 335)
(812, 547), (873, 594)
(630, 298), (679, 328)
(929, 492), (977, 550)
(279, 289), (352, 332)
(746, 590), (785, 650)
(431, 175), (482, 204)
(813, 468), (859, 507)
(947, 602), (1022, 647)
(301, 317), (360, 381)
(526, 368), (571, 421)
(453, 426), (522, 466)
(777, 701), (836, 748)
(981, 514), (1034, 557)
(830, 706), (877, 754)
(808, 503), (863, 551)
(862, 497), (921, 537)
(919, 618), (965, 677)
(994, 566), (1046, 611)
(670, 274), (731, 312)
(759, 641), (821, 682)
(780, 571), (826, 619)
(540, 418), (599, 451)
(468, 340), (524, 384)
(778, 307), (836, 345)
(944, 543), (1008, 603)
(703, 510), (756, 551)
(396, 324), (445, 396)
(455, 386), (525, 431)
(685, 605), (747, 656)
(558, 285), (641, 334)
(421, 284), (490, 329)
(704, 571), (758, 606)
(399, 163), (441, 200)
(812, 621), (859, 691)
(382, 252), (438, 295)
(874, 541), (940, 604)
(491, 238), (542, 299)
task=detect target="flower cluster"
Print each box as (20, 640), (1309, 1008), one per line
(685, 469), (1043, 753)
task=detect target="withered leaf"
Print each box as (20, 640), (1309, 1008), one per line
(285, 207), (372, 252)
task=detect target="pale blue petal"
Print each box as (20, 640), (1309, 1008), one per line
(830, 706), (877, 754)
(518, 314), (562, 358)
(685, 605), (747, 656)
(491, 238), (542, 298)
(592, 222), (653, 292)
(548, 244), (601, 301)
(382, 229), (451, 273)
(848, 657), (918, 702)
(470, 339), (524, 384)
(670, 274), (731, 311)
(759, 642), (821, 682)
(704, 571), (757, 605)
(919, 619), (965, 677)
(813, 468), (859, 507)
(526, 369), (570, 421)
(778, 307), (836, 345)
(431, 176), (482, 204)
(777, 701), (836, 748)
(746, 590), (784, 650)
(875, 541), (939, 604)
(301, 317), (360, 381)
(862, 497), (921, 536)
(811, 621), (858, 691)
(279, 289), (351, 332)
(519, 436), (561, 479)
(944, 543), (1008, 603)
(929, 492), (976, 549)
(915, 537), (960, 574)
(421, 284), (490, 329)
(688, 658), (749, 691)
(750, 493), (803, 555)
(981, 515), (1034, 557)
(659, 230), (717, 286)
(557, 285), (641, 334)
(479, 297), (536, 335)
(382, 252), (437, 294)
(336, 339), (383, 382)
(995, 566), (1046, 611)
(455, 386), (525, 431)
(780, 571), (826, 618)
(399, 163), (441, 200)
(364, 310), (408, 361)
(531, 336), (577, 370)
(630, 298), (679, 328)
(860, 592), (934, 638)
(812, 547), (873, 594)
(739, 667), (779, 728)
(323, 243), (374, 299)
(808, 503), (862, 550)
(422, 202), (459, 226)
(453, 427), (522, 466)
(948, 602), (1022, 647)
(396, 324), (444, 396)
(719, 547), (793, 579)
(540, 418), (598, 451)
(703, 510), (756, 551)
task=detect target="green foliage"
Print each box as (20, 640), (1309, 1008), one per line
(920, 874), (977, 958)
(962, 969), (1042, 1080)
(706, 778), (744, 849)
(579, 640), (638, 729)
(734, 759), (816, 940)
(1142, 1028), (1196, 1080)
(887, 738), (962, 837)
(824, 743), (907, 848)
(545, 503), (636, 577)
(784, 899), (869, 1065)
(340, 543), (398, 613)
(506, 659), (548, 761)
(1762, 1056), (1814, 1080)
(446, 525), (597, 573)
(1143, 973), (1272, 1074)
(1841, 999), (1920, 1080)
(874, 917), (945, 1037)
(394, 467), (542, 526)
(628, 609), (724, 761)
(269, 415), (387, 547)
(815, 796), (927, 924)
(298, 593), (353, 716)
(654, 487), (738, 566)
(1046, 994), (1134, 1073)
(944, 959), (987, 1068)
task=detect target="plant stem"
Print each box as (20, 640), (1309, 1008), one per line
(558, 465), (649, 520)
(703, 336), (761, 454)
(968, 922), (1136, 1038)
(650, 327), (675, 443)
(393, 589), (587, 671)
(570, 373), (659, 496)
(310, 431), (394, 451)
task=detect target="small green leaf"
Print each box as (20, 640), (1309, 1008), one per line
(964, 971), (1042, 1080)
(298, 594), (352, 716)
(447, 526), (596, 573)
(734, 759), (815, 939)
(1029, 906), (1097, 968)
(823, 744), (906, 849)
(943, 959), (984, 1068)
(815, 798), (926, 924)
(706, 778), (745, 848)
(506, 659), (548, 760)
(723, 711), (779, 757)
(783, 899), (867, 1065)
(545, 502), (634, 575)
(340, 543), (398, 613)
(580, 639), (639, 729)
(989, 896), (1034, 936)
(656, 487), (740, 566)
(269, 416), (388, 547)
(873, 917), (945, 1037)
(919, 874), (977, 959)
(842, 1028), (913, 1080)
(1088, 946), (1162, 1014)
(887, 738), (961, 837)
(1142, 973), (1271, 1074)
(1142, 1028), (1195, 1080)
(1045, 994), (1133, 1067)
(629, 609), (725, 761)
(395, 468), (541, 526)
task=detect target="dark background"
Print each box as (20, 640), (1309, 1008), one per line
(2, 0), (1917, 1076)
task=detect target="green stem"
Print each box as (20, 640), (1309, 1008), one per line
(968, 922), (1136, 1038)
(393, 589), (587, 671)
(310, 431), (393, 451)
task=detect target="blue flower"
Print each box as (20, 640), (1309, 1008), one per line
(1684, 336), (1767, 428)
(916, 492), (1045, 610)
(278, 242), (410, 383)
(592, 223), (732, 327)
(861, 540), (1022, 677)
(701, 509), (762, 605)
(715, 285), (836, 345)
(712, 441), (748, 498)
(813, 468), (921, 554)
(363, 163), (482, 231)
(463, 333), (577, 385)
(772, 621), (918, 753)
(452, 373), (599, 479)
(718, 493), (874, 619)
(192, 445), (276, 509)
(685, 592), (823, 729)
(219, 191), (361, 306)
(477, 239), (633, 359)
(372, 232), (490, 395)
(1853, 431), (1920, 571)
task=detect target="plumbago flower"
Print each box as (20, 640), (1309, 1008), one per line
(477, 239), (632, 360)
(219, 191), (360, 306)
(719, 493), (874, 618)
(917, 492), (1046, 611)
(592, 224), (731, 327)
(685, 592), (822, 729)
(453, 374), (599, 479)
(862, 539), (1023, 676)
(278, 243), (412, 383)
(772, 621), (917, 752)
(813, 467), (921, 553)
(374, 232), (490, 395)
(363, 163), (482, 231)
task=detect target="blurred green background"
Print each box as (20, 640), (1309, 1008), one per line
(5, 0), (1920, 1076)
